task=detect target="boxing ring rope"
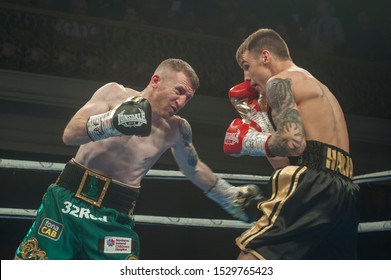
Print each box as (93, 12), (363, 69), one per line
(0, 159), (270, 184)
(1, 207), (390, 233)
(1, 159), (390, 233)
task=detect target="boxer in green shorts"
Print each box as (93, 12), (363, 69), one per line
(15, 58), (263, 260)
(16, 160), (140, 260)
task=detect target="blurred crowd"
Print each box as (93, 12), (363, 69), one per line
(3, 0), (390, 63)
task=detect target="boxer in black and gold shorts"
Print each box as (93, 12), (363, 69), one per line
(237, 141), (360, 259)
(15, 160), (140, 260)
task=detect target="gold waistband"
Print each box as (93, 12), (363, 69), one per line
(298, 140), (353, 179)
(325, 146), (353, 179)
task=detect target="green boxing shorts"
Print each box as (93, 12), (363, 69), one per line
(15, 160), (140, 260)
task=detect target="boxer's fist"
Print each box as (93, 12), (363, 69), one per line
(228, 81), (260, 120)
(205, 178), (265, 223)
(223, 118), (259, 156)
(228, 81), (274, 132)
(224, 118), (271, 157)
(87, 96), (152, 141)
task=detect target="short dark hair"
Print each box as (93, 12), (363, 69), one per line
(236, 28), (291, 65)
(156, 58), (199, 90)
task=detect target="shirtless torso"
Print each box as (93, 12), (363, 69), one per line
(271, 64), (349, 153)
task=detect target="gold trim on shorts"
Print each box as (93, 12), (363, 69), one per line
(74, 169), (111, 207)
(18, 237), (48, 260)
(236, 166), (307, 259)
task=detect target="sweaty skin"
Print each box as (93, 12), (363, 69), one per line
(62, 73), (217, 190)
(241, 52), (349, 158)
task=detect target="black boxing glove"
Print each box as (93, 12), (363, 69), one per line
(86, 96), (151, 141)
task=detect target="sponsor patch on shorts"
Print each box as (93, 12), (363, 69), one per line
(38, 218), (63, 241)
(103, 237), (132, 254)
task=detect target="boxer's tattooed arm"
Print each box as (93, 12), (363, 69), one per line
(266, 78), (305, 156)
(178, 118), (199, 167)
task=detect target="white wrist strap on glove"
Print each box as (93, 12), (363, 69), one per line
(250, 111), (275, 133)
(242, 130), (271, 156)
(205, 178), (256, 223)
(87, 110), (118, 141)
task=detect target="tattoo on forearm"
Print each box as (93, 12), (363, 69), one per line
(179, 119), (199, 167)
(266, 78), (305, 156)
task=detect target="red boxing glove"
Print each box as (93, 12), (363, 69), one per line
(224, 118), (269, 156)
(228, 81), (260, 120)
(223, 118), (251, 156)
(228, 82), (274, 133)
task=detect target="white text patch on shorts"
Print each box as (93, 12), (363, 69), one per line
(103, 237), (132, 254)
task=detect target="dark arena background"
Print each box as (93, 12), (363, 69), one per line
(1, 0), (390, 260)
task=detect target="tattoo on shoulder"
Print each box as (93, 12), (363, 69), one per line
(266, 78), (295, 112)
(178, 118), (199, 167)
(179, 118), (192, 144)
(266, 78), (305, 155)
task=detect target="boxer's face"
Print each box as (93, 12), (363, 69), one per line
(241, 50), (271, 93)
(168, 72), (195, 116)
(152, 71), (195, 119)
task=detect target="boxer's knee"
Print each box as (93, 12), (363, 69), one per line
(237, 250), (258, 260)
